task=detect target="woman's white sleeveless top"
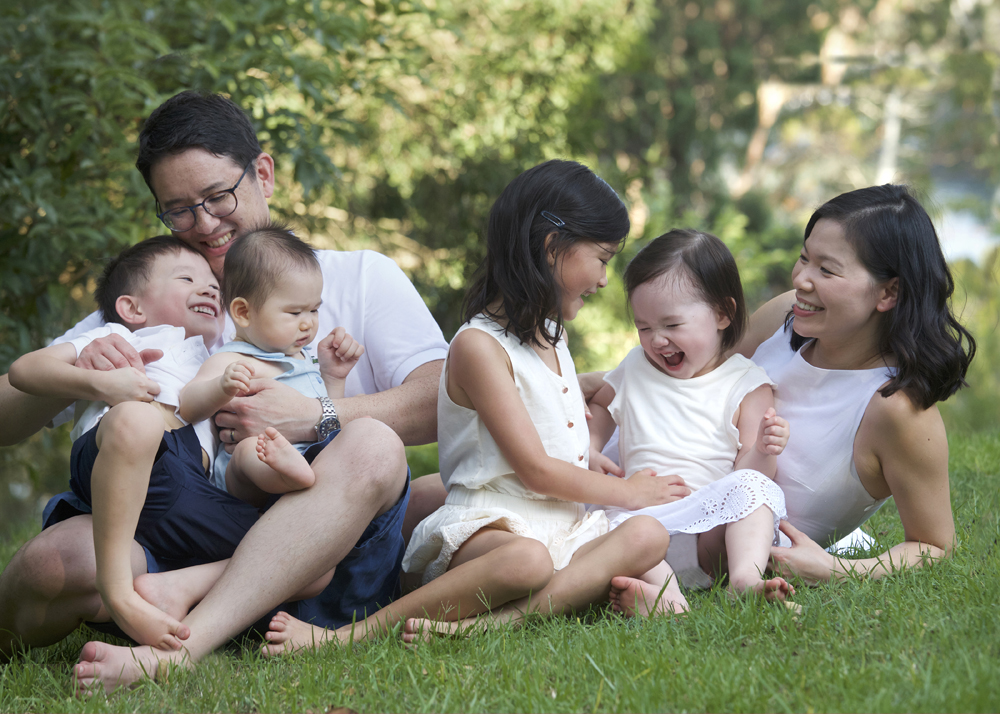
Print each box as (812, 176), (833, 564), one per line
(752, 326), (892, 547)
(438, 315), (591, 500)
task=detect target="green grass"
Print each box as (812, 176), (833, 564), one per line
(2, 430), (999, 712)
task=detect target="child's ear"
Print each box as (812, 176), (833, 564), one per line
(715, 298), (736, 330)
(876, 277), (899, 312)
(115, 295), (146, 327)
(544, 232), (559, 268)
(230, 297), (252, 327)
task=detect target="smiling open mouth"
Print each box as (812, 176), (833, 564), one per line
(206, 232), (234, 249)
(664, 352), (684, 367)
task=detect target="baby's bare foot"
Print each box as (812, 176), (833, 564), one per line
(256, 427), (314, 490)
(104, 589), (190, 649)
(262, 611), (336, 656)
(610, 576), (688, 618)
(73, 640), (186, 695)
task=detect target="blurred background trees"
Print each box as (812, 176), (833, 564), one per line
(2, 0), (998, 526)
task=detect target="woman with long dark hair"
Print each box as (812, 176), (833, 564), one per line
(741, 184), (974, 583)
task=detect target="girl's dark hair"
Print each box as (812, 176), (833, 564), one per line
(136, 91), (263, 195)
(222, 223), (319, 309)
(96, 236), (206, 325)
(623, 229), (747, 353)
(463, 160), (630, 347)
(786, 184), (976, 409)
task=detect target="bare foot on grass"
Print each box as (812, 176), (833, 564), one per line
(103, 589), (190, 650)
(609, 576), (689, 617)
(730, 575), (795, 602)
(73, 640), (186, 694)
(262, 611), (338, 656)
(256, 427), (315, 491)
(401, 616), (490, 645)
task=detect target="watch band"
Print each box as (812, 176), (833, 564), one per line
(315, 396), (341, 441)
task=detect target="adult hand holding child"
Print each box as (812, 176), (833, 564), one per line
(77, 332), (164, 372)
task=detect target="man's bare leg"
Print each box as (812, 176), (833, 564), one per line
(134, 561), (334, 625)
(402, 474), (446, 546)
(399, 473), (447, 593)
(73, 418), (408, 693)
(0, 515), (146, 659)
(91, 402), (190, 649)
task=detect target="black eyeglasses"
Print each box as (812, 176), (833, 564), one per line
(156, 161), (253, 232)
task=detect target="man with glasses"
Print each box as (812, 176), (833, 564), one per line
(0, 91), (448, 689)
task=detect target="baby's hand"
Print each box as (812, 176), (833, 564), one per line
(622, 469), (690, 510)
(98, 367), (161, 406)
(221, 361), (254, 397)
(318, 327), (365, 381)
(588, 447), (624, 477)
(756, 407), (789, 456)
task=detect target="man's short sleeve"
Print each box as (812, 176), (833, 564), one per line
(315, 250), (448, 396)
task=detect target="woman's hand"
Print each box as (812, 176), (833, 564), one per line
(769, 520), (836, 585)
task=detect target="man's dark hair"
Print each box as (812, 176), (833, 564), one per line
(136, 91), (263, 195)
(96, 236), (205, 325)
(623, 229), (747, 353)
(222, 223), (320, 309)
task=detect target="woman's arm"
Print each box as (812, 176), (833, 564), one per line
(735, 290), (795, 358)
(450, 329), (688, 510)
(771, 393), (954, 583)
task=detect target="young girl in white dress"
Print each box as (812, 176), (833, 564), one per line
(588, 229), (794, 616)
(264, 160), (688, 651)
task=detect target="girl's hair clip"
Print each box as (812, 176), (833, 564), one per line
(540, 211), (566, 228)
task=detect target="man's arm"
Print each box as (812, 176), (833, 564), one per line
(10, 342), (160, 408)
(0, 329), (165, 448)
(0, 375), (72, 447)
(214, 358), (443, 447)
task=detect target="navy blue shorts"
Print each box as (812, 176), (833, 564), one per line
(44, 422), (410, 631)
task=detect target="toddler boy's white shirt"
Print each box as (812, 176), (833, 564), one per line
(49, 249), (449, 428)
(65, 323), (216, 469)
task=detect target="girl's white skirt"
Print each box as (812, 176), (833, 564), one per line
(604, 469), (787, 540)
(403, 485), (610, 585)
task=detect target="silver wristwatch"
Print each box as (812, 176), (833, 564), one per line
(315, 396), (341, 441)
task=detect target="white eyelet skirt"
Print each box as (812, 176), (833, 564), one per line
(603, 469), (787, 542)
(602, 469), (787, 590)
(403, 484), (610, 586)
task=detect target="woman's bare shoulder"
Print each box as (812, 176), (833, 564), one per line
(735, 290), (795, 358)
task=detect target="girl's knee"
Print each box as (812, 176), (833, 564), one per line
(617, 516), (671, 559)
(496, 539), (553, 592)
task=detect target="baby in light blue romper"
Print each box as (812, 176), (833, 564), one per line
(179, 224), (365, 508)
